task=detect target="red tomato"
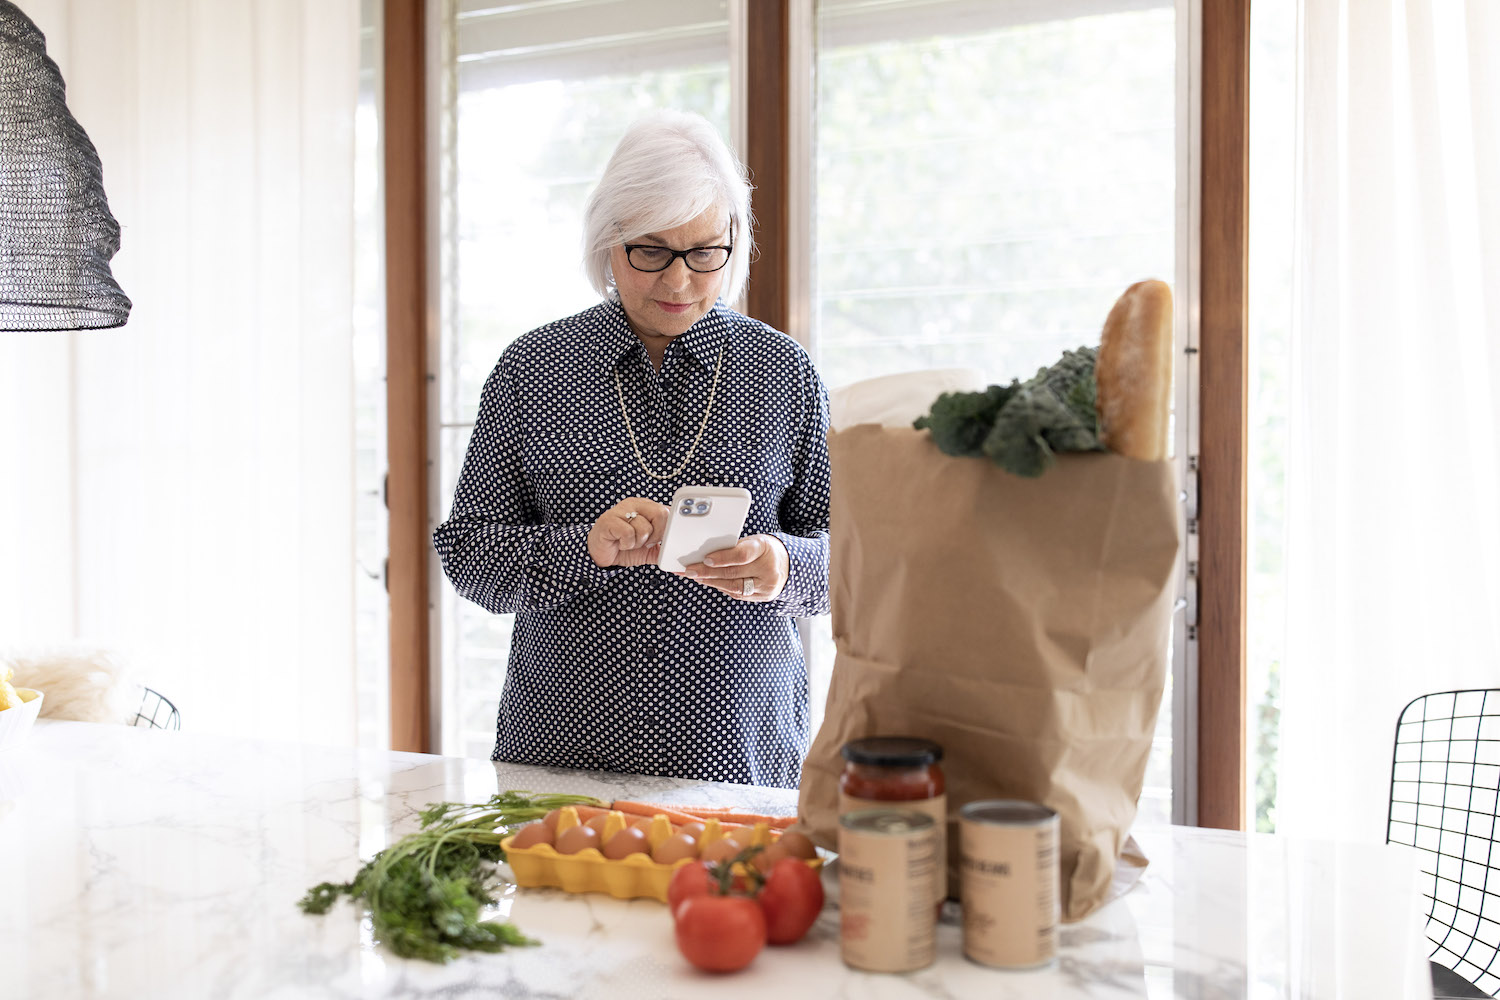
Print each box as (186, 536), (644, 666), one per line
(673, 895), (767, 972)
(667, 861), (716, 917)
(756, 858), (825, 945)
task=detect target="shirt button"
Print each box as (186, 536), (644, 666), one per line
(644, 645), (658, 658)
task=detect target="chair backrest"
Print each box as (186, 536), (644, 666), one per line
(1387, 689), (1500, 996)
(129, 686), (181, 731)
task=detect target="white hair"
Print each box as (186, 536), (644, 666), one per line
(583, 110), (754, 304)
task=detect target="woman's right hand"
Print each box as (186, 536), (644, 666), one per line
(587, 498), (670, 568)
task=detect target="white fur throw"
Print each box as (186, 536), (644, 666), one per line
(3, 647), (139, 725)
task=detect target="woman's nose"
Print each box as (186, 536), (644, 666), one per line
(658, 258), (692, 290)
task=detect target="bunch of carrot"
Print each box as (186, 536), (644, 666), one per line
(607, 800), (799, 831)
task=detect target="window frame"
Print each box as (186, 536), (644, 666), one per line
(1195, 0), (1249, 831)
(379, 0), (1250, 831)
(383, 0), (432, 754)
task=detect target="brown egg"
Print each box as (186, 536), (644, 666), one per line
(652, 832), (699, 865)
(775, 830), (818, 860)
(725, 825), (758, 847)
(750, 844), (780, 873)
(509, 822), (554, 850)
(700, 837), (742, 864)
(603, 826), (651, 860)
(678, 822), (706, 840)
(555, 824), (602, 855)
(542, 808), (565, 832)
(630, 817), (654, 832)
(585, 814), (615, 835)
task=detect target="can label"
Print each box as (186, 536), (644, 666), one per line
(838, 810), (939, 973)
(839, 792), (947, 902)
(959, 805), (1059, 969)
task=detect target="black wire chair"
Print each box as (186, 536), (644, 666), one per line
(128, 686), (180, 731)
(1387, 689), (1500, 998)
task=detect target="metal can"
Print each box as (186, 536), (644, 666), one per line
(837, 809), (939, 973)
(958, 799), (1060, 969)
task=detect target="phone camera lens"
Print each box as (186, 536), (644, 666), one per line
(694, 501), (709, 514)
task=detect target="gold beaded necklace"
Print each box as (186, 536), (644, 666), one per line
(614, 340), (726, 481)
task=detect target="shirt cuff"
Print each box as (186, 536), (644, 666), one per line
(766, 531), (829, 617)
(540, 522), (624, 597)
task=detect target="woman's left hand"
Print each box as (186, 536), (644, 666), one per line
(679, 534), (790, 602)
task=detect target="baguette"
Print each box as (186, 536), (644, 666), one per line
(1096, 279), (1174, 461)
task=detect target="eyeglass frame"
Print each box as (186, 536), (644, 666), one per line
(621, 218), (735, 274)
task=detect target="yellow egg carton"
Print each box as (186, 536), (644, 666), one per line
(501, 807), (820, 903)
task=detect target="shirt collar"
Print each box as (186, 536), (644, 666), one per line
(595, 297), (733, 373)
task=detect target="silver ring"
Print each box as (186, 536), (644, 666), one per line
(741, 578), (754, 597)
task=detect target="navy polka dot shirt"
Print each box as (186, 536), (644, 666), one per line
(433, 298), (832, 789)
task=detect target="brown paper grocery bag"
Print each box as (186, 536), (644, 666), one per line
(798, 425), (1179, 922)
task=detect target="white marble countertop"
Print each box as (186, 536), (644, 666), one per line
(1, 720), (1435, 999)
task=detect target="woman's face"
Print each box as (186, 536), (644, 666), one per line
(610, 208), (731, 353)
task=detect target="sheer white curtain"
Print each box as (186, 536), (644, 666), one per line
(1277, 0), (1500, 841)
(0, 0), (361, 745)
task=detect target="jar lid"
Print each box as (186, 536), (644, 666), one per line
(959, 800), (1056, 827)
(841, 736), (944, 767)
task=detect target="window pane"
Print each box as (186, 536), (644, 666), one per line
(1248, 0), (1296, 833)
(813, 0), (1177, 823)
(354, 0), (389, 752)
(438, 0), (730, 755)
(815, 3), (1175, 382)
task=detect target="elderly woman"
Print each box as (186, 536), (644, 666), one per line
(433, 111), (831, 789)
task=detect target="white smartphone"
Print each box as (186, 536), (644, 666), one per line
(656, 485), (753, 572)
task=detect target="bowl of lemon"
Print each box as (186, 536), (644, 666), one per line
(0, 666), (43, 752)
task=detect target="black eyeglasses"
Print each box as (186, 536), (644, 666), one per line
(623, 219), (734, 274)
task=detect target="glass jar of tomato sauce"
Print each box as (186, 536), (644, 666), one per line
(839, 737), (948, 902)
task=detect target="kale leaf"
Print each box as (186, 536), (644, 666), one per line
(913, 381), (1019, 457)
(913, 346), (1104, 477)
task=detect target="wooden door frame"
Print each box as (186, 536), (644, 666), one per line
(744, 0), (791, 335)
(384, 0), (430, 754)
(1197, 0), (1250, 830)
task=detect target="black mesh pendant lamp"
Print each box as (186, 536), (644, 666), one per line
(0, 0), (130, 331)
